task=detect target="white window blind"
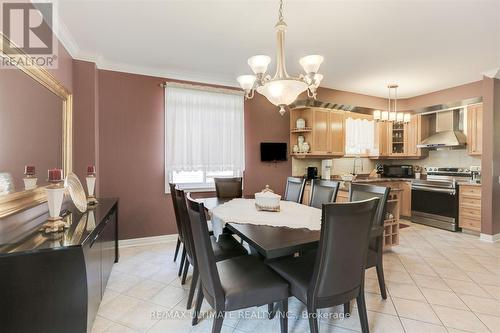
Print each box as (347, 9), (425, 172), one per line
(165, 84), (245, 191)
(345, 117), (375, 155)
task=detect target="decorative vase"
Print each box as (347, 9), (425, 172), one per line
(297, 135), (305, 152)
(43, 184), (67, 233)
(296, 118), (306, 129)
(23, 177), (37, 190)
(302, 142), (310, 153)
(86, 210), (96, 231)
(86, 176), (98, 205)
(292, 144), (299, 153)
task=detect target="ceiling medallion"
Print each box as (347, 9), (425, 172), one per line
(373, 84), (410, 123)
(236, 0), (324, 115)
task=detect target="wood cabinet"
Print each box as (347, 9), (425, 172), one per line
(467, 104), (482, 156)
(290, 107), (344, 158)
(459, 184), (481, 232)
(400, 181), (412, 217)
(406, 115), (428, 158)
(0, 199), (119, 333)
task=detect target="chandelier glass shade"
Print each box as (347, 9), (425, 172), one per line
(236, 0), (324, 115)
(373, 84), (410, 123)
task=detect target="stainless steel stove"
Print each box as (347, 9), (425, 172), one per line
(411, 167), (472, 231)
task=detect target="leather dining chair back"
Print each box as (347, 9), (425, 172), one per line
(169, 183), (184, 263)
(349, 183), (391, 300)
(172, 187), (196, 267)
(185, 194), (225, 308)
(310, 198), (379, 303)
(309, 180), (340, 209)
(214, 177), (243, 199)
(284, 177), (306, 203)
(350, 184), (390, 229)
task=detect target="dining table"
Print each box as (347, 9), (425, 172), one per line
(197, 197), (321, 260)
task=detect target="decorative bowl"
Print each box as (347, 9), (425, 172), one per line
(65, 173), (88, 212)
(255, 186), (281, 212)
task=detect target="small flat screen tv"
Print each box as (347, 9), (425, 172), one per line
(260, 142), (287, 162)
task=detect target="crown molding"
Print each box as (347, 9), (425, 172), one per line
(482, 68), (500, 79)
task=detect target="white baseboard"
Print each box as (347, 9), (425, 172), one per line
(480, 233), (500, 243)
(120, 234), (178, 248)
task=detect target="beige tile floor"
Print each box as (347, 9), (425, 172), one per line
(92, 221), (500, 333)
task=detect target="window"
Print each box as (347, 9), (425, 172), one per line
(345, 117), (375, 155)
(165, 83), (245, 192)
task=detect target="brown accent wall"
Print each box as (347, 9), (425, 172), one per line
(98, 70), (176, 239)
(244, 94), (292, 197)
(480, 77), (500, 235)
(400, 81), (483, 110)
(73, 60), (99, 189)
(315, 87), (388, 110)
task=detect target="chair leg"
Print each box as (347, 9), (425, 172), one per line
(192, 285), (204, 326)
(178, 246), (186, 277)
(376, 261), (387, 300)
(212, 310), (225, 333)
(187, 267), (199, 309)
(279, 298), (288, 333)
(173, 238), (181, 262)
(181, 259), (190, 285)
(307, 306), (319, 333)
(357, 293), (370, 333)
(344, 301), (351, 315)
(268, 303), (275, 319)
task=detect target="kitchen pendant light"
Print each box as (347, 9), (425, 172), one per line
(374, 84), (410, 123)
(236, 0), (324, 115)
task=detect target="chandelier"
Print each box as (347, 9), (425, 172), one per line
(374, 84), (410, 123)
(236, 0), (324, 115)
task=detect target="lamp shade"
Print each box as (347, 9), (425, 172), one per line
(312, 73), (323, 88)
(396, 112), (404, 122)
(237, 75), (257, 91)
(373, 110), (381, 120)
(247, 55), (271, 75)
(389, 112), (397, 122)
(299, 55), (324, 74)
(381, 111), (389, 121)
(256, 79), (308, 106)
(404, 113), (411, 123)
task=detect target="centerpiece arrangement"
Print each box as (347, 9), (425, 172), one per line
(255, 185), (281, 212)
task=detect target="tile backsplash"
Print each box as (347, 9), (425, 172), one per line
(382, 149), (481, 169)
(292, 149), (480, 178)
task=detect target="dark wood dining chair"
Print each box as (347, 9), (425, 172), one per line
(284, 177), (306, 203)
(168, 183), (185, 271)
(214, 177), (243, 199)
(349, 183), (391, 301)
(309, 179), (340, 209)
(172, 188), (247, 310)
(186, 194), (290, 333)
(268, 198), (380, 333)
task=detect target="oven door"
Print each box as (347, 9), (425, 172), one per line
(411, 184), (459, 231)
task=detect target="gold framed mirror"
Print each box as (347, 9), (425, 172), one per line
(0, 33), (72, 218)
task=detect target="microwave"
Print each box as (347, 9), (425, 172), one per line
(383, 165), (414, 178)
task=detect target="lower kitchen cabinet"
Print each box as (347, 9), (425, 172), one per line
(459, 184), (481, 232)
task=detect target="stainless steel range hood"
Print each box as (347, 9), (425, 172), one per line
(417, 109), (467, 149)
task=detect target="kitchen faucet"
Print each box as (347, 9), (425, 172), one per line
(352, 156), (363, 175)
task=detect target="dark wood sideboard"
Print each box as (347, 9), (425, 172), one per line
(0, 198), (119, 333)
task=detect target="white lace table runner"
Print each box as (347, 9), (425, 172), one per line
(209, 198), (322, 239)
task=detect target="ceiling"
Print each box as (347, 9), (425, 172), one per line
(55, 0), (500, 98)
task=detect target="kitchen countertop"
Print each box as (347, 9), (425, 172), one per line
(457, 181), (481, 186)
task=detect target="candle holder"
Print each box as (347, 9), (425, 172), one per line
(86, 165), (98, 206)
(42, 183), (67, 233)
(23, 176), (38, 190)
(23, 165), (37, 190)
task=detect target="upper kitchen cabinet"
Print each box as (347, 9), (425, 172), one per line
(290, 107), (344, 158)
(406, 115), (429, 158)
(467, 104), (482, 156)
